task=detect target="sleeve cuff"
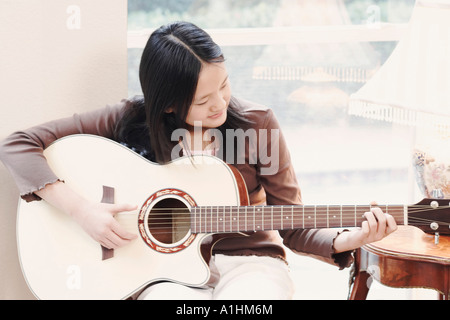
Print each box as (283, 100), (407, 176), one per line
(331, 229), (355, 270)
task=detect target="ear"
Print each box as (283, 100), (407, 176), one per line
(165, 107), (174, 113)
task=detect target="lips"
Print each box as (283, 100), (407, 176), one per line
(208, 111), (224, 119)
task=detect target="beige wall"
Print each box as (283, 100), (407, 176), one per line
(0, 0), (127, 299)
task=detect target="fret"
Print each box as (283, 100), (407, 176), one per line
(327, 205), (341, 228)
(206, 206), (210, 233)
(195, 206), (199, 233)
(248, 206), (252, 231)
(237, 206), (240, 232)
(193, 207), (197, 233)
(203, 206), (207, 233)
(263, 206), (269, 230)
(262, 206), (264, 231)
(217, 206), (222, 233)
(291, 206), (294, 229)
(229, 207), (235, 232)
(302, 205), (305, 228)
(199, 206), (202, 233)
(314, 205), (327, 228)
(326, 205), (329, 228)
(314, 205), (316, 228)
(354, 205), (357, 227)
(229, 206), (232, 232)
(292, 206), (299, 229)
(201, 206), (204, 233)
(203, 206), (206, 233)
(297, 205), (302, 229)
(225, 206), (229, 232)
(223, 206), (226, 232)
(278, 207), (282, 230)
(258, 207), (262, 230)
(201, 206), (205, 233)
(232, 206), (236, 232)
(253, 206), (256, 231)
(258, 206), (262, 230)
(255, 207), (260, 231)
(271, 206), (274, 231)
(303, 206), (314, 228)
(245, 206), (248, 232)
(198, 207), (204, 233)
(216, 206), (219, 233)
(209, 206), (212, 233)
(214, 206), (217, 233)
(203, 207), (210, 233)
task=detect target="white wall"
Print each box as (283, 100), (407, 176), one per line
(0, 0), (127, 299)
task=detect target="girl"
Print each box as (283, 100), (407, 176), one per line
(0, 21), (397, 300)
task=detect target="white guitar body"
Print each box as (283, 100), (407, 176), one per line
(16, 135), (245, 300)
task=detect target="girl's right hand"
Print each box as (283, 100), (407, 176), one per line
(35, 181), (138, 249)
(72, 201), (138, 249)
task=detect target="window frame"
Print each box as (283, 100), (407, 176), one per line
(127, 23), (407, 48)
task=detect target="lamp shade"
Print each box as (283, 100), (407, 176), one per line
(348, 0), (450, 134)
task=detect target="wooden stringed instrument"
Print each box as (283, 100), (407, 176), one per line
(16, 135), (450, 299)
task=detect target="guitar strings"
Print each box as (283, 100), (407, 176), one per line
(116, 215), (450, 236)
(131, 204), (450, 213)
(122, 222), (450, 237)
(117, 206), (449, 222)
(135, 217), (449, 227)
(118, 205), (448, 216)
(116, 205), (450, 235)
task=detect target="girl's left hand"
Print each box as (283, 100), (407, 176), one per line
(333, 206), (398, 253)
(354, 206), (398, 245)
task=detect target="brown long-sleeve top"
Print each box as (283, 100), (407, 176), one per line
(0, 97), (353, 269)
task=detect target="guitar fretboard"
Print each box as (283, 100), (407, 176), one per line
(190, 204), (406, 234)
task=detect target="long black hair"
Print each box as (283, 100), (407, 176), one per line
(115, 21), (252, 164)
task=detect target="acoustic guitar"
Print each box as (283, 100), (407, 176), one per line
(16, 135), (450, 299)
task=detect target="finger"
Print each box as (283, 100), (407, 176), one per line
(364, 211), (378, 235)
(371, 207), (387, 235)
(99, 236), (119, 250)
(385, 213), (398, 234)
(361, 220), (370, 236)
(111, 219), (138, 241)
(110, 203), (138, 215)
(103, 228), (133, 249)
(105, 235), (126, 249)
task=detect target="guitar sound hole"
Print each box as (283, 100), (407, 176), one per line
(148, 198), (191, 245)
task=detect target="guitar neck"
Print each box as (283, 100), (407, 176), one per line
(190, 204), (406, 234)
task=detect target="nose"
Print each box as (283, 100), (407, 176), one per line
(210, 93), (227, 112)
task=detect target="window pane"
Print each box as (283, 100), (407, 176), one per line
(128, 0), (415, 30)
(128, 0), (416, 205)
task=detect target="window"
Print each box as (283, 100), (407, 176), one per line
(127, 0), (417, 206)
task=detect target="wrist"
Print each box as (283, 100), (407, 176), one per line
(36, 180), (89, 221)
(333, 229), (364, 253)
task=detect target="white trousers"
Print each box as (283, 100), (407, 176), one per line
(138, 254), (295, 300)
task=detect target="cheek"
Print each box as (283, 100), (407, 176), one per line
(185, 107), (205, 126)
(223, 86), (232, 103)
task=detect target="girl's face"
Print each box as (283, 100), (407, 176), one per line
(185, 62), (231, 131)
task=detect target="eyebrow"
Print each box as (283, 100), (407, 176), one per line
(195, 75), (229, 101)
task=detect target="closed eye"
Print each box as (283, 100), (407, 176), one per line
(195, 100), (208, 106)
